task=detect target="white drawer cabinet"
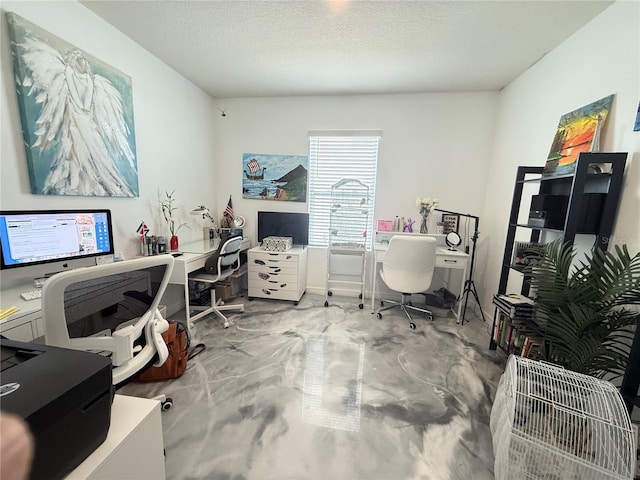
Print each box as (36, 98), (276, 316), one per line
(247, 246), (308, 304)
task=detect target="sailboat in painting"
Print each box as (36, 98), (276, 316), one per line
(244, 158), (266, 180)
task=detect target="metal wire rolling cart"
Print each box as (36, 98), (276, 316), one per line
(324, 179), (370, 309)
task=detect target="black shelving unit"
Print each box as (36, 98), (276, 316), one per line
(621, 315), (640, 416)
(489, 152), (627, 352)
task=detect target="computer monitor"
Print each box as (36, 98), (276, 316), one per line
(0, 209), (114, 270)
(257, 211), (309, 246)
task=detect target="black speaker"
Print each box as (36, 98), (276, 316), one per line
(529, 194), (568, 230)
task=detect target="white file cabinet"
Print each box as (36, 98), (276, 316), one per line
(247, 246), (307, 305)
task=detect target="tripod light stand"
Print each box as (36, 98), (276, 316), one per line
(434, 208), (484, 325)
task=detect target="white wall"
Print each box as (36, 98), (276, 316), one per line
(478, 0), (640, 312)
(0, 1), (219, 286)
(212, 93), (499, 293)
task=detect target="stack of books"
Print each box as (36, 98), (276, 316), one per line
(492, 294), (540, 357)
(492, 293), (534, 320)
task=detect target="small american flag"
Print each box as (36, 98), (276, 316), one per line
(136, 221), (149, 236)
(224, 196), (234, 218)
(247, 158), (260, 173)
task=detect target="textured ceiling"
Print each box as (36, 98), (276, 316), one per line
(81, 0), (613, 99)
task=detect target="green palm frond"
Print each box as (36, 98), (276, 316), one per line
(525, 239), (640, 378)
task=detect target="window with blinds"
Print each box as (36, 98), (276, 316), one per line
(308, 132), (380, 248)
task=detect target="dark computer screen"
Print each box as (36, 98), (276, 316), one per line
(0, 209), (114, 270)
(257, 211), (309, 245)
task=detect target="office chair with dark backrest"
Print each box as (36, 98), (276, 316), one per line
(376, 235), (437, 329)
(190, 235), (245, 328)
(41, 255), (174, 390)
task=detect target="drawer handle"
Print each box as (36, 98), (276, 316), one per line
(443, 259), (458, 263)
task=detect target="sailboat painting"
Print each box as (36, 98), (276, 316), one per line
(242, 153), (308, 202)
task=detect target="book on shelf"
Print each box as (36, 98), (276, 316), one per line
(521, 336), (541, 358)
(494, 310), (507, 345)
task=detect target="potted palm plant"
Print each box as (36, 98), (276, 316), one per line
(524, 239), (640, 378)
(160, 190), (189, 251)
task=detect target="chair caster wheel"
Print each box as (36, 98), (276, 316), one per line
(161, 398), (173, 411)
(380, 301), (384, 307)
(428, 315), (434, 321)
(358, 303), (363, 309)
(328, 291), (333, 297)
(377, 313), (382, 319)
(324, 301), (329, 307)
(358, 293), (363, 299)
(294, 301), (299, 306)
(409, 322), (416, 330)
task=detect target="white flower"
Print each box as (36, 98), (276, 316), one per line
(417, 197), (439, 216)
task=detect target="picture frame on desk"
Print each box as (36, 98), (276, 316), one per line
(441, 214), (459, 234)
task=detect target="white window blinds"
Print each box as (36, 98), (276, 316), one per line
(308, 132), (380, 248)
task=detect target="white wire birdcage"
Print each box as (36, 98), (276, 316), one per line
(324, 179), (370, 309)
(491, 355), (636, 480)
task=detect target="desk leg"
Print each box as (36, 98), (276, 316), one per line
(370, 257), (378, 314)
(182, 271), (193, 333)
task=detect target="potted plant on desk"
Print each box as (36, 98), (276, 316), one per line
(160, 190), (189, 251)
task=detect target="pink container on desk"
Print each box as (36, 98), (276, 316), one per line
(376, 220), (393, 232)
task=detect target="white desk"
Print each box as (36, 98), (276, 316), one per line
(168, 237), (250, 331)
(66, 394), (165, 479)
(0, 283), (44, 341)
(371, 233), (469, 320)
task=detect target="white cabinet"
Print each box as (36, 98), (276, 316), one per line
(66, 394), (165, 480)
(247, 246), (307, 304)
(1, 311), (42, 341)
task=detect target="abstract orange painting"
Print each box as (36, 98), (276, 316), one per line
(543, 94), (614, 177)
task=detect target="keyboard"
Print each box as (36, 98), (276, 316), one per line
(20, 290), (42, 301)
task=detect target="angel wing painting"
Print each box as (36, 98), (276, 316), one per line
(6, 13), (139, 197)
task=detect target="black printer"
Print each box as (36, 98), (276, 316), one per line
(0, 338), (114, 480)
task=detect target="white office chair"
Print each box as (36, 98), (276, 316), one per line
(41, 255), (174, 389)
(376, 235), (437, 329)
(189, 235), (245, 328)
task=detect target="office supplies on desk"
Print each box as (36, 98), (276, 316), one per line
(0, 306), (18, 319)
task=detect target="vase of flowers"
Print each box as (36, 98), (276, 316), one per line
(160, 190), (189, 251)
(416, 197), (439, 234)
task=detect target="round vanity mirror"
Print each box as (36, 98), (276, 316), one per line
(233, 216), (246, 228)
(445, 232), (462, 250)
